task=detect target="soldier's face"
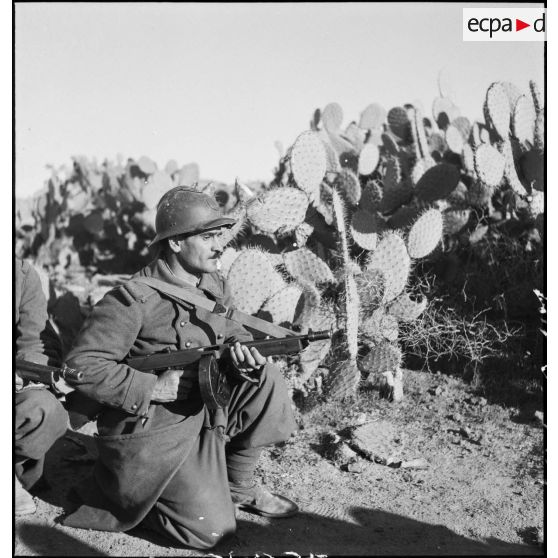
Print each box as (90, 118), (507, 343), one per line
(173, 229), (225, 274)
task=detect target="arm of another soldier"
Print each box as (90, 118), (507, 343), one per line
(16, 262), (53, 366)
(65, 287), (158, 417)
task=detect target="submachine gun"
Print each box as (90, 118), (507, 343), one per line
(127, 330), (331, 409)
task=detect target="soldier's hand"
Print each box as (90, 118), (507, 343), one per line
(230, 342), (271, 376)
(151, 369), (195, 402)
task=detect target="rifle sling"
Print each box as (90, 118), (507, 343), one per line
(131, 276), (296, 339)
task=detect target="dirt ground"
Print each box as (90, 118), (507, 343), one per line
(15, 368), (544, 557)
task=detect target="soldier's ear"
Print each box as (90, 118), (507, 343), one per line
(168, 237), (181, 254)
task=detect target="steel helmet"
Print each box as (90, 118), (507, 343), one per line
(149, 186), (236, 246)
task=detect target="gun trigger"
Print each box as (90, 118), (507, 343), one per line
(212, 303), (227, 314)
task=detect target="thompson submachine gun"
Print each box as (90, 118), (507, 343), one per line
(126, 329), (331, 409)
(16, 359), (83, 386)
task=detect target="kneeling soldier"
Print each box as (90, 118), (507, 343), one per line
(15, 258), (68, 515)
(63, 186), (298, 549)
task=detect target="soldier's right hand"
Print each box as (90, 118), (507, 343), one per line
(151, 369), (195, 402)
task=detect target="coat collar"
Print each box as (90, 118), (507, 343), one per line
(137, 257), (224, 300)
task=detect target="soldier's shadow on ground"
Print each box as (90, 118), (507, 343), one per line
(16, 524), (108, 557)
(223, 508), (541, 556)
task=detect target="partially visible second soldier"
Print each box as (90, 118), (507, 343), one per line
(15, 258), (68, 515)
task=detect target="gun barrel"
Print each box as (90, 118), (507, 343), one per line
(306, 330), (332, 342)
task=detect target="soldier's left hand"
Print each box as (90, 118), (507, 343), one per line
(230, 341), (272, 376)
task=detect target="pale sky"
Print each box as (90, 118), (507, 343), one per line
(15, 2), (544, 197)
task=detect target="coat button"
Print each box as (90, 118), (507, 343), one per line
(180, 321), (186, 327)
(131, 404), (138, 410)
(185, 341), (192, 348)
(217, 333), (224, 339)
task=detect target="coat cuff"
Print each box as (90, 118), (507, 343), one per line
(121, 369), (158, 417)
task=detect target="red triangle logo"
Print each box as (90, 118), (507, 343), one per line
(516, 19), (530, 31)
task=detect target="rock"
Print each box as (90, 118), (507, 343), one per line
(349, 421), (403, 465)
(459, 426), (472, 439)
(345, 461), (364, 473)
(479, 397), (488, 406)
(428, 386), (443, 396)
(353, 412), (368, 426)
(534, 411), (544, 424)
(400, 457), (429, 470)
(448, 412), (463, 422)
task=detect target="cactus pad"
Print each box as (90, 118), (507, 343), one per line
(259, 284), (304, 325)
(299, 301), (335, 379)
(485, 82), (511, 139)
(366, 232), (411, 302)
(474, 144), (505, 188)
(293, 280), (322, 331)
(335, 169), (362, 205)
(387, 292), (427, 322)
(361, 308), (399, 342)
(178, 163), (200, 186)
(411, 157), (436, 186)
(360, 341), (402, 376)
(461, 143), (476, 176)
(322, 102), (343, 133)
(294, 221), (315, 247)
(350, 210), (382, 251)
(138, 156), (156, 175)
(407, 208), (443, 259)
(328, 361), (361, 400)
(283, 248), (334, 284)
(247, 187), (308, 234)
(218, 246), (239, 278)
(445, 124), (465, 154)
(379, 180), (413, 214)
(387, 205), (422, 230)
(512, 95), (536, 145)
(415, 163), (460, 202)
(359, 103), (386, 130)
(227, 249), (287, 314)
(355, 268), (385, 318)
(387, 107), (410, 139)
(443, 209), (471, 235)
(291, 131), (327, 201)
(358, 143), (380, 176)
(360, 179), (383, 213)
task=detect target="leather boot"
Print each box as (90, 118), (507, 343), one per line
(229, 482), (298, 518)
(16, 476), (36, 516)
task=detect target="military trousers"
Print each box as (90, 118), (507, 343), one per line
(64, 363), (296, 549)
(15, 388), (68, 489)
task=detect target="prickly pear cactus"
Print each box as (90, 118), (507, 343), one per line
(366, 232), (411, 303)
(415, 164), (460, 203)
(259, 284), (304, 325)
(474, 144), (505, 189)
(360, 340), (402, 377)
(387, 292), (427, 322)
(283, 248), (334, 284)
(358, 144), (380, 176)
(321, 103), (344, 133)
(291, 131), (327, 201)
(350, 210), (382, 251)
(227, 249), (287, 314)
(247, 187), (309, 234)
(485, 82), (511, 140)
(335, 169), (362, 206)
(407, 208), (444, 259)
(359, 103), (386, 130)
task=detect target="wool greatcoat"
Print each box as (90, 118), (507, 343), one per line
(62, 257), (296, 549)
